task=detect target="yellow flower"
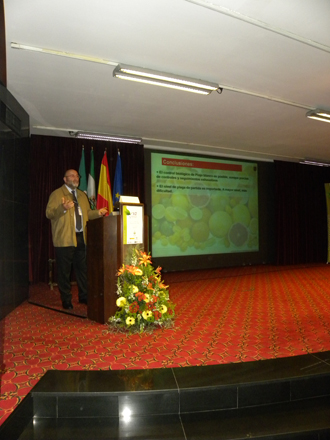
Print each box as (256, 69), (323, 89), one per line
(139, 252), (152, 266)
(159, 305), (167, 314)
(116, 297), (127, 307)
(126, 316), (135, 326)
(132, 285), (139, 293)
(142, 310), (152, 320)
(144, 293), (150, 303)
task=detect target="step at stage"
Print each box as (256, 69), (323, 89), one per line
(2, 351), (330, 439)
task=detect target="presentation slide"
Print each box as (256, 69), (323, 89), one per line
(151, 152), (258, 258)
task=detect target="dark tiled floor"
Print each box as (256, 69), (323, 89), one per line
(19, 415), (186, 440)
(16, 397), (330, 440)
(181, 397), (330, 440)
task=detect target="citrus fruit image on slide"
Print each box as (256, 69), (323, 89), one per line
(165, 206), (188, 222)
(188, 186), (210, 208)
(249, 217), (258, 235)
(228, 222), (249, 247)
(189, 207), (203, 221)
(232, 203), (251, 227)
(171, 193), (190, 211)
(209, 211), (232, 238)
(160, 220), (174, 237)
(209, 194), (229, 212)
(248, 192), (258, 218)
(191, 221), (209, 243)
(152, 203), (166, 220)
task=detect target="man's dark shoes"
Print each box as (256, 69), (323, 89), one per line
(62, 301), (73, 310)
(79, 298), (87, 305)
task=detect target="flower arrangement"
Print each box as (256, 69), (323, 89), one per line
(108, 247), (175, 333)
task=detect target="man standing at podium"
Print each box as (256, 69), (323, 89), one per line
(46, 169), (108, 310)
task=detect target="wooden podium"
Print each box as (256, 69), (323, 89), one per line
(87, 204), (148, 324)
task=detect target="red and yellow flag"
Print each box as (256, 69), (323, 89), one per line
(96, 152), (113, 214)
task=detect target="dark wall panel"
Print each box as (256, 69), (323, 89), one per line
(0, 84), (30, 322)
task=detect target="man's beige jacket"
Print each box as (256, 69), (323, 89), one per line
(46, 184), (100, 247)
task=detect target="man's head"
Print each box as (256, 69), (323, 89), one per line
(64, 170), (80, 189)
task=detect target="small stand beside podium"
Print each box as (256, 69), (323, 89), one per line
(87, 200), (148, 324)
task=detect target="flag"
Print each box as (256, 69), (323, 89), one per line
(112, 150), (123, 205)
(96, 151), (113, 214)
(87, 148), (96, 209)
(78, 147), (87, 192)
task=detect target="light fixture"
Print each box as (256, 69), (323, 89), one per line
(113, 64), (219, 95)
(300, 158), (330, 167)
(74, 132), (142, 144)
(306, 109), (330, 124)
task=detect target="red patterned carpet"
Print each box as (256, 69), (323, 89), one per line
(1, 264), (330, 425)
(28, 282), (88, 318)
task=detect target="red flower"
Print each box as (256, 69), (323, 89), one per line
(154, 310), (162, 320)
(129, 301), (139, 313)
(135, 291), (146, 302)
(155, 266), (162, 274)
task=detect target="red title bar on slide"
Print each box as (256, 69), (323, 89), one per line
(162, 158), (242, 172)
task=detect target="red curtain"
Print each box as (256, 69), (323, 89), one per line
(29, 135), (145, 283)
(30, 141), (330, 281)
(275, 160), (330, 264)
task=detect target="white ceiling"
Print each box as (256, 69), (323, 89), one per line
(4, 0), (330, 162)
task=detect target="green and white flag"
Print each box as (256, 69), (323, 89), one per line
(78, 146), (87, 193)
(87, 148), (96, 209)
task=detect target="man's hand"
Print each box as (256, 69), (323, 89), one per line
(62, 197), (74, 211)
(98, 208), (108, 216)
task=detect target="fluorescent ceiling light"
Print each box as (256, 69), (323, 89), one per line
(306, 109), (330, 123)
(75, 132), (141, 144)
(113, 64), (219, 95)
(300, 159), (330, 167)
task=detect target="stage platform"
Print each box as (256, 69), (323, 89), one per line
(3, 263), (330, 438)
(1, 351), (330, 439)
